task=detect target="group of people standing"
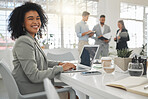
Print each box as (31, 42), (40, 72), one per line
(75, 11), (130, 58)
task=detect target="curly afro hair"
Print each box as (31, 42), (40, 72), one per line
(8, 2), (48, 40)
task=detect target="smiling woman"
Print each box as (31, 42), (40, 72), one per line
(7, 2), (76, 99)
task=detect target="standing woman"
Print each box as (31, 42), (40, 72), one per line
(114, 20), (130, 51)
(8, 2), (76, 99)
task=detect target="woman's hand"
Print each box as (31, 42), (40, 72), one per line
(114, 37), (117, 41)
(62, 63), (76, 71)
(117, 36), (120, 40)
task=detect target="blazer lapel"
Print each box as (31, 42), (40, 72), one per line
(34, 39), (47, 60)
(98, 24), (103, 35)
(26, 33), (47, 61)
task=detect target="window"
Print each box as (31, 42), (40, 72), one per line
(44, 0), (98, 49)
(120, 3), (144, 20)
(120, 2), (145, 48)
(145, 7), (148, 55)
(124, 20), (143, 48)
(0, 0), (23, 50)
(0, 0), (99, 49)
(40, 14), (61, 49)
(0, 10), (14, 50)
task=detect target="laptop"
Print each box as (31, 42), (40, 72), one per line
(64, 45), (99, 73)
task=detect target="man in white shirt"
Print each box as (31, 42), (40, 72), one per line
(92, 15), (111, 59)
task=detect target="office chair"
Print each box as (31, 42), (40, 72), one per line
(0, 59), (76, 99)
(47, 52), (75, 61)
(44, 78), (60, 99)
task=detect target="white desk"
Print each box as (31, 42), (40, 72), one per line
(57, 69), (148, 99)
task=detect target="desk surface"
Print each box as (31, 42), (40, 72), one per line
(57, 68), (148, 99)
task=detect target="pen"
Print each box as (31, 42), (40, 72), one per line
(144, 85), (148, 89)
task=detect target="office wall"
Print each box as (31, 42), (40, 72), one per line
(97, 0), (148, 53)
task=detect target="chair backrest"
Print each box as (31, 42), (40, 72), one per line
(47, 52), (75, 61)
(43, 78), (60, 99)
(0, 49), (14, 71)
(0, 59), (20, 99)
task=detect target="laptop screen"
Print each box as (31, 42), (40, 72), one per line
(80, 46), (99, 67)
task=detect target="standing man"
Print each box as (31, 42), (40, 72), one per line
(92, 15), (111, 59)
(75, 11), (94, 55)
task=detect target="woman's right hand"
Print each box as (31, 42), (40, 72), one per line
(62, 63), (76, 71)
(114, 37), (117, 41)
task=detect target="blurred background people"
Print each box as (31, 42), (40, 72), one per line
(114, 20), (130, 51)
(75, 11), (94, 55)
(92, 15), (111, 59)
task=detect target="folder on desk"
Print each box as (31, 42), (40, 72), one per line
(106, 77), (148, 97)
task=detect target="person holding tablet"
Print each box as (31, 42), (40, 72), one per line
(75, 11), (94, 55)
(92, 15), (111, 59)
(114, 20), (130, 51)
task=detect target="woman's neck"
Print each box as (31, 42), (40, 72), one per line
(31, 34), (35, 38)
(28, 32), (35, 38)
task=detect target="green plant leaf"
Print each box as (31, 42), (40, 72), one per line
(117, 49), (133, 58)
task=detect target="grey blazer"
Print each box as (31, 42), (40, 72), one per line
(92, 24), (111, 45)
(12, 33), (63, 96)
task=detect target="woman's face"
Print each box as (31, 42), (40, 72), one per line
(23, 10), (41, 37)
(118, 22), (122, 29)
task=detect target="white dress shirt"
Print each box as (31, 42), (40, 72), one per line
(99, 24), (104, 34)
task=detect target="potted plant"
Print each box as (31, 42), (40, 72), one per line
(140, 43), (147, 56)
(42, 39), (50, 49)
(114, 49), (133, 71)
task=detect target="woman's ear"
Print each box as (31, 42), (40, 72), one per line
(22, 23), (26, 31)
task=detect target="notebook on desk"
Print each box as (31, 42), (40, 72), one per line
(64, 45), (100, 73)
(106, 76), (148, 97)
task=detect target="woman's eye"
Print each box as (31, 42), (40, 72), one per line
(37, 18), (40, 20)
(28, 18), (33, 20)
